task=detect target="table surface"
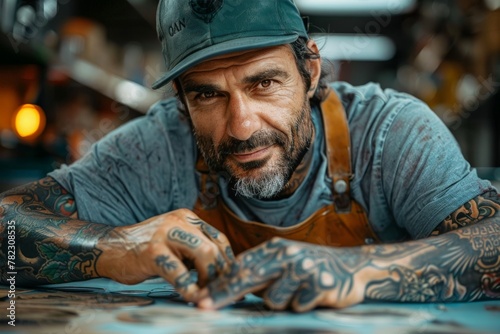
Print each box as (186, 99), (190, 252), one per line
(1, 278), (499, 334)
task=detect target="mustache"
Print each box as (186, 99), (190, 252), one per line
(218, 130), (287, 157)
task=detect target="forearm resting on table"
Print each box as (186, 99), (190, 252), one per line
(0, 177), (114, 286)
(360, 218), (500, 303)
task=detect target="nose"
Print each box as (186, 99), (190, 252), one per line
(226, 93), (261, 141)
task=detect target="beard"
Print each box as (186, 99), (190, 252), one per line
(194, 98), (314, 199)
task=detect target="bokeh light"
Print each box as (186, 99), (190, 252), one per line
(13, 104), (46, 140)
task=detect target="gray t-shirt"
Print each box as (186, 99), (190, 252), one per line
(49, 82), (494, 242)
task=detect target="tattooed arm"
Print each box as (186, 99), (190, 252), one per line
(0, 177), (235, 301)
(0, 177), (107, 285)
(198, 191), (500, 311)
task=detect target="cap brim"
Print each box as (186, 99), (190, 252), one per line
(152, 34), (300, 90)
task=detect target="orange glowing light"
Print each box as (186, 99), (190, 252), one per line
(13, 104), (46, 140)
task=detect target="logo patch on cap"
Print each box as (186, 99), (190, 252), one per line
(189, 0), (224, 23)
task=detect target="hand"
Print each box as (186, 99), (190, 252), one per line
(197, 237), (367, 312)
(96, 209), (235, 302)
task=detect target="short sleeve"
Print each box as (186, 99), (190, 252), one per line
(48, 99), (198, 226)
(380, 100), (492, 239)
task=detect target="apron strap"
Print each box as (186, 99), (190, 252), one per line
(320, 89), (353, 212)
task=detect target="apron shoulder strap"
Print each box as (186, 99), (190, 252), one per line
(320, 89), (353, 212)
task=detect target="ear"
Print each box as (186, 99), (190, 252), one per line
(172, 80), (180, 94)
(305, 39), (322, 99)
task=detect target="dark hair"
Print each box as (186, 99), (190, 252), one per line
(174, 38), (330, 114)
(289, 37), (330, 105)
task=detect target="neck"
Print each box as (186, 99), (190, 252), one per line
(276, 132), (315, 199)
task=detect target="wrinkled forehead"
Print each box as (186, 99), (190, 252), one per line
(179, 45), (296, 82)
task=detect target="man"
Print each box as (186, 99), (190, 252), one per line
(1, 0), (499, 312)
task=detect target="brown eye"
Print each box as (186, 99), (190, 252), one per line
(202, 91), (216, 99)
(260, 80), (272, 88)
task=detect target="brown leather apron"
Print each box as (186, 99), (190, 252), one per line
(193, 89), (379, 255)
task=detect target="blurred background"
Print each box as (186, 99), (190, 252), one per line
(0, 0), (499, 192)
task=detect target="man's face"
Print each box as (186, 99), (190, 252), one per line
(179, 45), (315, 199)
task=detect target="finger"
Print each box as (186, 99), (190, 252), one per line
(150, 245), (200, 302)
(193, 250), (226, 287)
(205, 223), (237, 270)
(187, 217), (236, 260)
(186, 216), (236, 276)
(290, 284), (324, 312)
(262, 270), (300, 311)
(198, 251), (281, 310)
(197, 276), (270, 310)
(166, 226), (228, 288)
(198, 221), (235, 273)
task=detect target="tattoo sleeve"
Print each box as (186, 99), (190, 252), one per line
(364, 191), (500, 302)
(0, 177), (114, 285)
(431, 190), (499, 235)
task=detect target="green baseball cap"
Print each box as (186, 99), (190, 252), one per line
(152, 0), (308, 89)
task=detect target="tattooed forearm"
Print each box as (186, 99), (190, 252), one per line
(360, 192), (500, 303)
(208, 238), (371, 310)
(0, 177), (113, 285)
(365, 218), (500, 302)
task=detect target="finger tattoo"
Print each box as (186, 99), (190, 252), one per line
(187, 217), (220, 240)
(225, 246), (235, 260)
(168, 227), (201, 248)
(207, 264), (217, 281)
(187, 217), (203, 226)
(201, 223), (220, 239)
(175, 271), (198, 291)
(155, 255), (178, 272)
